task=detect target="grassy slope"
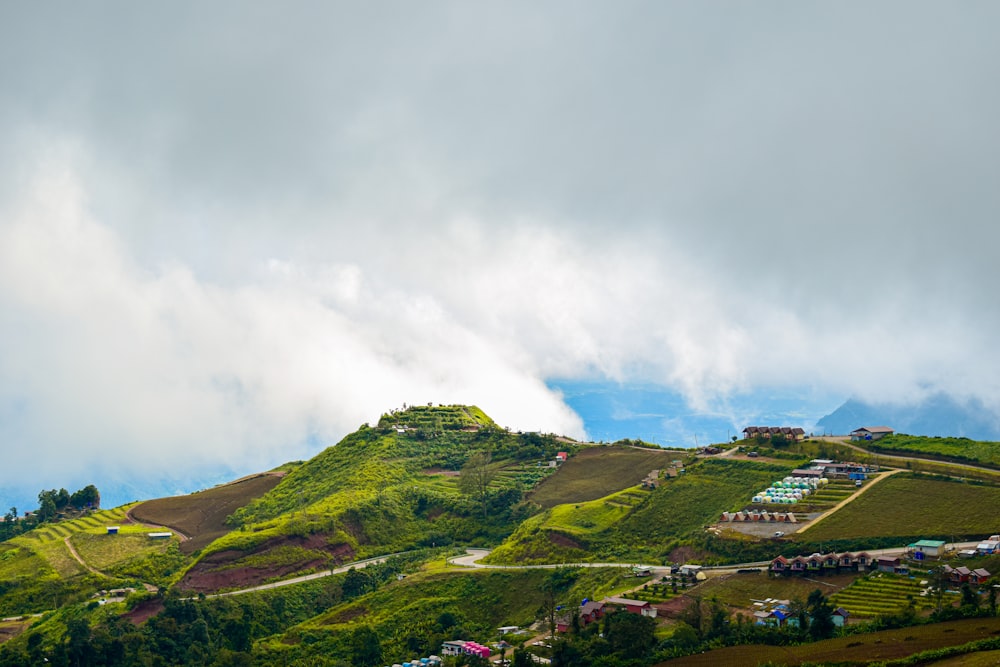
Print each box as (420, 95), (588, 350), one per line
(869, 434), (1000, 468)
(488, 459), (796, 564)
(692, 570), (858, 609)
(798, 474), (1000, 541)
(528, 445), (688, 508)
(170, 406), (567, 591)
(656, 616), (1000, 667)
(261, 566), (635, 664)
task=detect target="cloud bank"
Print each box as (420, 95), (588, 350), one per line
(1, 2), (998, 493)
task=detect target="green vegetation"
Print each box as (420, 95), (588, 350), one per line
(489, 458), (796, 564)
(653, 616), (1000, 666)
(800, 474), (1000, 541)
(868, 434), (1000, 469)
(829, 572), (936, 618)
(9, 408), (1000, 666)
(529, 445), (687, 508)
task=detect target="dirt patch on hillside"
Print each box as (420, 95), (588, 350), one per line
(655, 594), (696, 619)
(324, 605), (369, 624)
(130, 473), (283, 554)
(122, 598), (165, 625)
(547, 532), (583, 550)
(177, 534), (355, 594)
(667, 545), (708, 564)
(0, 619), (31, 644)
(422, 468), (460, 476)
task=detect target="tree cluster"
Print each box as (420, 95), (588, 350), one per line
(1, 485), (101, 542)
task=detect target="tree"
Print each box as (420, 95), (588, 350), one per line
(349, 625), (382, 667)
(37, 492), (57, 522)
(605, 610), (657, 659)
(70, 484), (100, 509)
(807, 589), (836, 640)
(459, 450), (498, 518)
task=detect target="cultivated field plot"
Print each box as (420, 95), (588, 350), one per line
(543, 488), (647, 537)
(130, 474), (283, 553)
(69, 533), (174, 572)
(528, 446), (680, 507)
(799, 475), (1000, 541)
(829, 572), (936, 618)
(657, 616), (1000, 667)
(696, 571), (858, 609)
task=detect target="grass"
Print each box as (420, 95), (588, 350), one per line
(693, 570), (858, 609)
(488, 459), (796, 564)
(869, 434), (1000, 469)
(528, 445), (686, 508)
(544, 488), (647, 537)
(281, 566), (637, 663)
(798, 474), (1000, 541)
(656, 616), (1000, 666)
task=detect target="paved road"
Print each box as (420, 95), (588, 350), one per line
(192, 552), (406, 600)
(816, 437), (1000, 478)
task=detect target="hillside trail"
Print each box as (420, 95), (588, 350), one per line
(63, 535), (106, 578)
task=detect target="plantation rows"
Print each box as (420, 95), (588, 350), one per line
(829, 574), (935, 618)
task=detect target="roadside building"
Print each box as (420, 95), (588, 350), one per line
(850, 426), (894, 441)
(909, 539), (947, 559)
(604, 597), (658, 618)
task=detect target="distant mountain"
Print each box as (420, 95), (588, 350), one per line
(548, 379), (840, 447)
(816, 393), (1000, 440)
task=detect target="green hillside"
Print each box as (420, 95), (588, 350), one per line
(488, 458), (796, 564)
(7, 407), (1000, 667)
(798, 474), (1000, 541)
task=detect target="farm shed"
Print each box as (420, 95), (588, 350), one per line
(148, 532), (172, 540)
(850, 426), (894, 441)
(908, 539), (946, 558)
(106, 526), (119, 535)
(877, 556), (908, 574)
(604, 597), (658, 618)
(832, 607), (850, 627)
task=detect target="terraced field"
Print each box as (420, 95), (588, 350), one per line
(829, 572), (936, 618)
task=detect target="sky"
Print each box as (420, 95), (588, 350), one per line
(1, 2), (999, 503)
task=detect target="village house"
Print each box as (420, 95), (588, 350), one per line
(604, 597), (658, 618)
(440, 640), (490, 659)
(556, 600), (606, 632)
(742, 426), (806, 442)
(771, 552), (873, 575)
(877, 556), (908, 574)
(944, 565), (991, 585)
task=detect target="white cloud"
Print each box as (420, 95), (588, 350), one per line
(1, 3), (999, 495)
